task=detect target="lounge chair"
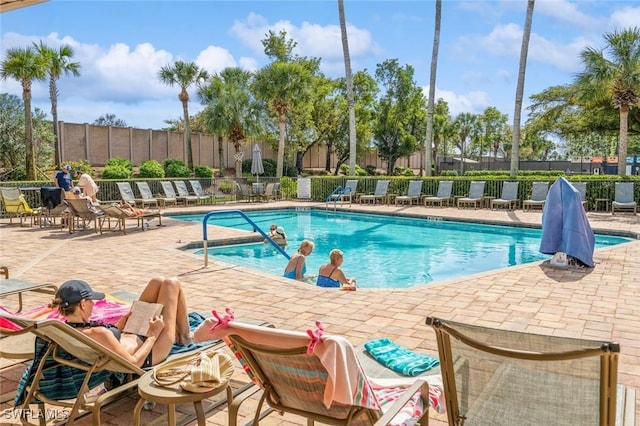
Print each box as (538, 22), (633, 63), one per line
(156, 181), (187, 206)
(490, 181), (519, 210)
(116, 182), (153, 208)
(175, 180), (207, 204)
(457, 181), (486, 209)
(139, 181), (173, 207)
(206, 312), (441, 426)
(395, 180), (423, 206)
(571, 181), (589, 210)
(360, 180), (390, 205)
(522, 181), (549, 211)
(0, 187), (41, 226)
(328, 179), (359, 205)
(426, 316), (629, 426)
(612, 182), (637, 215)
(423, 180), (454, 207)
(97, 204), (162, 234)
(64, 198), (101, 234)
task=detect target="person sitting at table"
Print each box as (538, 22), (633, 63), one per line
(316, 249), (357, 290)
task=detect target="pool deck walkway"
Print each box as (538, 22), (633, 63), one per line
(1, 200), (639, 425)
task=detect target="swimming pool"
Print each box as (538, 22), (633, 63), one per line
(171, 209), (630, 288)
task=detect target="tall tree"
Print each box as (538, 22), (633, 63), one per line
(34, 41), (81, 168)
(338, 0), (357, 176)
(158, 60), (209, 169)
(453, 112), (479, 175)
(253, 30), (315, 177)
(575, 27), (640, 176)
(199, 67), (262, 178)
(373, 59), (426, 175)
(1, 46), (47, 180)
(510, 0), (535, 177)
(424, 0), (442, 177)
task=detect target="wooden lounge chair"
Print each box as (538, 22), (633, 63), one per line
(65, 198), (101, 234)
(490, 181), (519, 210)
(457, 181), (486, 209)
(612, 182), (637, 215)
(522, 181), (549, 211)
(97, 204), (162, 234)
(205, 313), (440, 426)
(426, 316), (631, 426)
(395, 180), (423, 206)
(360, 180), (390, 205)
(424, 180), (454, 207)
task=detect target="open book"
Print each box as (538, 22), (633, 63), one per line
(122, 300), (163, 336)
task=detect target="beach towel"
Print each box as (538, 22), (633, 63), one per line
(364, 337), (439, 377)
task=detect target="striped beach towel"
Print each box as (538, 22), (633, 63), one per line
(364, 338), (439, 377)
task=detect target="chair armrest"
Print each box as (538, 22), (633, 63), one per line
(373, 379), (429, 426)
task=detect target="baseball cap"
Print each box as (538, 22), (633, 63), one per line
(56, 279), (105, 307)
(64, 165), (72, 171)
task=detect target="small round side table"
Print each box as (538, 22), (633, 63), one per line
(133, 369), (229, 426)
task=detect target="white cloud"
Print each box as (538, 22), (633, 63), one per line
(535, 0), (604, 29)
(609, 6), (640, 30)
(423, 85), (491, 117)
(195, 46), (237, 74)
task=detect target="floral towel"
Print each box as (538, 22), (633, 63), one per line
(364, 338), (439, 377)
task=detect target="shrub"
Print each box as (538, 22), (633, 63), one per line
(139, 160), (165, 178)
(105, 157), (132, 172)
(279, 176), (296, 199)
(163, 159), (191, 177)
(218, 179), (234, 194)
(67, 160), (96, 177)
(441, 170), (459, 177)
(101, 165), (131, 179)
(194, 165), (213, 178)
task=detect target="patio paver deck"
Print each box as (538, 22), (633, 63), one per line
(1, 200), (638, 425)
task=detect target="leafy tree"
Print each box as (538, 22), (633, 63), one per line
(252, 30), (315, 177)
(199, 67), (262, 178)
(424, 0), (442, 176)
(338, 0), (357, 176)
(479, 106), (509, 165)
(33, 41), (81, 168)
(511, 0), (535, 177)
(453, 112), (479, 174)
(94, 113), (128, 127)
(1, 46), (48, 179)
(432, 98), (454, 173)
(373, 59), (426, 175)
(0, 93), (54, 180)
(158, 61), (209, 170)
(575, 27), (640, 176)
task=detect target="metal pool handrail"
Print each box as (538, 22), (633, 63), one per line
(202, 209), (290, 267)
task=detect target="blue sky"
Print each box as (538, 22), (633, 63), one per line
(1, 0), (638, 130)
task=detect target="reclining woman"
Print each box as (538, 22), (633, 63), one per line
(51, 277), (215, 368)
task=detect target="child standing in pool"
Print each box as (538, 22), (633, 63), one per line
(283, 240), (314, 281)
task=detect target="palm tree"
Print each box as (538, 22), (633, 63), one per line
(454, 112), (478, 175)
(575, 27), (640, 176)
(424, 0), (442, 177)
(34, 41), (81, 168)
(199, 67), (261, 178)
(510, 0), (535, 177)
(158, 61), (209, 169)
(338, 0), (357, 176)
(1, 46), (47, 180)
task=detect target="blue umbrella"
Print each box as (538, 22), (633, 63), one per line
(251, 144), (264, 182)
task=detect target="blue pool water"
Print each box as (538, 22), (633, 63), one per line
(171, 209), (630, 288)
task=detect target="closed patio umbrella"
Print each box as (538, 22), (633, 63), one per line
(251, 143), (264, 182)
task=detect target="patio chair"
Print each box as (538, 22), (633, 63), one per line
(206, 312), (442, 426)
(571, 181), (589, 210)
(423, 180), (454, 207)
(490, 181), (519, 210)
(116, 182), (154, 208)
(426, 316), (622, 426)
(64, 198), (101, 234)
(395, 180), (423, 206)
(175, 180), (206, 204)
(169, 180), (200, 206)
(457, 181), (486, 209)
(141, 181), (174, 207)
(157, 181), (186, 206)
(0, 186), (41, 226)
(612, 182), (637, 215)
(522, 181), (549, 211)
(329, 179), (359, 205)
(259, 182), (278, 202)
(97, 204), (162, 234)
(235, 182), (252, 202)
(360, 180), (390, 205)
